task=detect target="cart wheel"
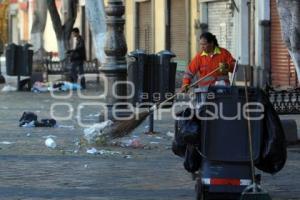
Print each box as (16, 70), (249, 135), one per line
(195, 178), (205, 200)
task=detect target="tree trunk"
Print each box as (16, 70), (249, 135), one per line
(85, 0), (107, 64)
(277, 0), (300, 81)
(47, 0), (78, 60)
(30, 0), (48, 63)
(0, 0), (10, 53)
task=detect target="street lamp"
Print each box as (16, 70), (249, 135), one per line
(100, 0), (128, 120)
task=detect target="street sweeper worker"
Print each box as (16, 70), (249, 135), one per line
(181, 32), (236, 93)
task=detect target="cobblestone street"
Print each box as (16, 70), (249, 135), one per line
(0, 82), (299, 200)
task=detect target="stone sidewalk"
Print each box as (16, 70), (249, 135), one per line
(0, 82), (299, 200)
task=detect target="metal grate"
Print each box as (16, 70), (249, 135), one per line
(266, 86), (300, 114)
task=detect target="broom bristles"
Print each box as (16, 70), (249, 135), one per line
(109, 111), (150, 138)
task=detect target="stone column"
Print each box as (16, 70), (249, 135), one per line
(100, 0), (128, 120)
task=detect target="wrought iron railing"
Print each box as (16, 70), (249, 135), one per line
(44, 58), (99, 82)
(266, 86), (300, 115)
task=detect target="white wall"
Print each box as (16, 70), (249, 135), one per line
(255, 0), (270, 67)
(234, 0), (249, 65)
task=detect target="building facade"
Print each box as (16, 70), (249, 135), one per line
(4, 0), (296, 88)
(124, 0), (198, 71)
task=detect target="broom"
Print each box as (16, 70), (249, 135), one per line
(109, 65), (223, 139)
(240, 66), (272, 200)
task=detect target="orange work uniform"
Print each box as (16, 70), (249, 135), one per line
(182, 47), (235, 87)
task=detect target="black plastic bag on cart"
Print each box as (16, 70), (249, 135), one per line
(172, 108), (201, 157)
(176, 108), (201, 144)
(255, 90), (287, 174)
(183, 144), (202, 173)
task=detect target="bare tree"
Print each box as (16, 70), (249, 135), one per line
(0, 0), (9, 52)
(30, 0), (47, 61)
(277, 0), (300, 81)
(85, 0), (106, 64)
(47, 0), (78, 60)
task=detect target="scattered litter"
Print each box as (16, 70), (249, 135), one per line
(86, 147), (98, 154)
(21, 121), (36, 128)
(1, 85), (17, 92)
(26, 133), (31, 137)
(144, 125), (150, 129)
(166, 131), (175, 138)
(86, 147), (121, 155)
(150, 141), (160, 145)
(43, 135), (57, 139)
(31, 81), (81, 93)
(73, 140), (81, 153)
(37, 119), (57, 127)
(0, 141), (15, 145)
(83, 120), (114, 143)
(58, 125), (75, 129)
(87, 113), (101, 117)
(19, 112), (56, 128)
(31, 82), (52, 93)
(124, 155), (132, 159)
(120, 138), (144, 148)
(84, 164), (88, 168)
(78, 105), (85, 109)
(60, 82), (81, 91)
(155, 136), (162, 140)
(45, 138), (57, 149)
(98, 149), (121, 155)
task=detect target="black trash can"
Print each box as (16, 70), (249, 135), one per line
(5, 43), (18, 76)
(127, 50), (177, 107)
(19, 43), (33, 76)
(157, 50), (177, 104)
(5, 43), (33, 76)
(127, 50), (148, 105)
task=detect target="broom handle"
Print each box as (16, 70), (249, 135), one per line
(150, 66), (222, 112)
(244, 67), (256, 186)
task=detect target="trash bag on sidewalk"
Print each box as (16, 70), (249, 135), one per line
(255, 90), (287, 174)
(19, 112), (38, 127)
(35, 119), (57, 127)
(19, 112), (56, 128)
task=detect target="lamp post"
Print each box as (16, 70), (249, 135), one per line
(100, 0), (128, 120)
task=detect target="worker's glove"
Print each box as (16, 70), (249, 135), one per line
(219, 62), (229, 75)
(181, 84), (190, 93)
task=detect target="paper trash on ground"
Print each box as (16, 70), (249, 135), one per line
(0, 141), (15, 145)
(86, 147), (121, 155)
(166, 131), (175, 138)
(1, 85), (17, 92)
(83, 120), (114, 143)
(45, 138), (57, 149)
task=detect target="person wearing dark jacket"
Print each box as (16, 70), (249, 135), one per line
(68, 27), (86, 89)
